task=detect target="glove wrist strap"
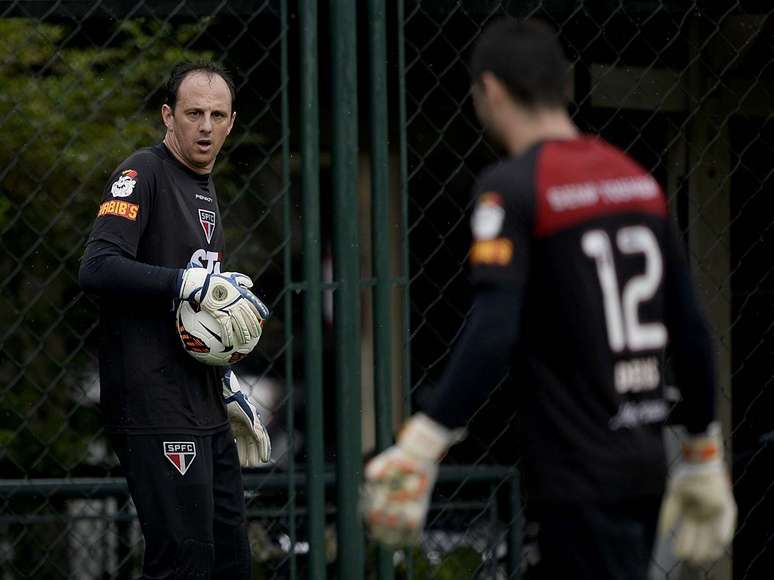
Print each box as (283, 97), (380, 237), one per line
(682, 421), (723, 464)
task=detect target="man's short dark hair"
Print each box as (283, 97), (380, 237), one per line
(164, 61), (236, 111)
(470, 18), (569, 109)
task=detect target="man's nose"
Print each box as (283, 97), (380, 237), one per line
(200, 113), (213, 133)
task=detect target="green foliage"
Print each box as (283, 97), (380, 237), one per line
(366, 544), (483, 580)
(431, 546), (483, 579)
(0, 18), (211, 476)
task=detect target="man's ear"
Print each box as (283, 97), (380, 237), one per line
(161, 104), (174, 130)
(480, 71), (508, 105)
(227, 111), (236, 136)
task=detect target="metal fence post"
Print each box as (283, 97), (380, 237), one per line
(300, 0), (326, 577)
(685, 15), (732, 580)
(397, 1), (415, 575)
(279, 1), (298, 577)
(367, 0), (395, 577)
(397, 0), (411, 420)
(330, 0), (364, 578)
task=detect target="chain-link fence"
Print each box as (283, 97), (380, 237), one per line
(1, 0), (773, 579)
(0, 1), (301, 578)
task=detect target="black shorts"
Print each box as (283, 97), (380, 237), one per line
(110, 428), (250, 580)
(524, 494), (663, 580)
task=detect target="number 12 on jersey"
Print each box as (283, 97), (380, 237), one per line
(582, 225), (667, 353)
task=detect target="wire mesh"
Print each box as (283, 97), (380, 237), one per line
(0, 1), (297, 578)
(1, 0), (772, 578)
(402, 1), (774, 579)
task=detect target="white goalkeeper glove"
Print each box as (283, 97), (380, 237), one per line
(659, 422), (737, 565)
(222, 369), (271, 467)
(179, 268), (269, 348)
(362, 414), (463, 547)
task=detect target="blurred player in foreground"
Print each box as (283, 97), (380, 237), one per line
(80, 62), (270, 579)
(363, 18), (736, 579)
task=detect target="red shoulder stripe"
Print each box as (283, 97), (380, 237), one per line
(535, 138), (666, 237)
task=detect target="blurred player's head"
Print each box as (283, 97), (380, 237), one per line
(470, 18), (575, 153)
(161, 61), (236, 174)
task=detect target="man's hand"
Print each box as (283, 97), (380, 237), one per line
(362, 414), (462, 547)
(659, 423), (736, 565)
(179, 268), (269, 348)
(222, 369), (271, 467)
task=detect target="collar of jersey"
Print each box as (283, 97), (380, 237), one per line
(157, 142), (212, 184)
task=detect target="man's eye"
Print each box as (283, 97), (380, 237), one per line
(188, 111), (200, 119)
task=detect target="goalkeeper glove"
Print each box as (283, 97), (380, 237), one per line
(659, 422), (736, 565)
(362, 414), (463, 547)
(222, 369), (271, 466)
(179, 268), (269, 348)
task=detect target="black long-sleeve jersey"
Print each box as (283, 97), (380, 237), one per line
(426, 136), (716, 501)
(80, 143), (229, 435)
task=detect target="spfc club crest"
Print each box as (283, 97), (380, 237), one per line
(198, 209), (216, 244)
(163, 441), (197, 475)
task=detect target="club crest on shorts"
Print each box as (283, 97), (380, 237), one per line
(163, 441), (197, 475)
(198, 209), (216, 244)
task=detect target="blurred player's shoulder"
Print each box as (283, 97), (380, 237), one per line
(536, 135), (657, 185)
(474, 145), (541, 202)
(532, 136), (667, 237)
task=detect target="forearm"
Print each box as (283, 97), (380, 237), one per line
(667, 266), (716, 434)
(79, 240), (182, 298)
(425, 287), (522, 430)
(670, 306), (716, 434)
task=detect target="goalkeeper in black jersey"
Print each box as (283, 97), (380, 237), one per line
(80, 62), (270, 580)
(363, 19), (736, 579)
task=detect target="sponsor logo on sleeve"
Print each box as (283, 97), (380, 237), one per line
(470, 238), (514, 266)
(163, 441), (197, 475)
(97, 200), (139, 221)
(110, 169), (138, 198)
(198, 209), (216, 244)
(471, 192), (505, 240)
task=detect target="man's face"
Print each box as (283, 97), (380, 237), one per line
(472, 81), (492, 131)
(162, 71), (235, 173)
(471, 74), (512, 148)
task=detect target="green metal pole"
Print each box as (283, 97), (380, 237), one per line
(280, 1), (297, 578)
(368, 0), (395, 577)
(397, 2), (415, 574)
(367, 0), (393, 468)
(300, 0), (326, 578)
(397, 0), (411, 420)
(331, 0), (364, 578)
